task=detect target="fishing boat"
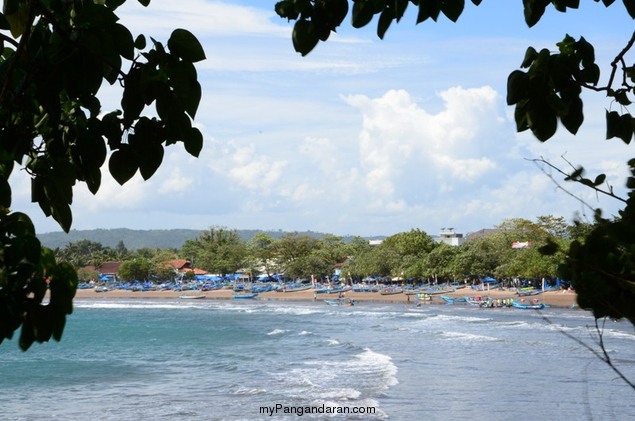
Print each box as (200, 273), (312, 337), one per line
(324, 298), (355, 306)
(516, 288), (543, 296)
(511, 298), (545, 309)
(279, 283), (313, 292)
(415, 293), (432, 306)
(440, 295), (467, 304)
(379, 286), (403, 295)
(233, 292), (258, 299)
(424, 285), (456, 295)
(465, 295), (488, 306)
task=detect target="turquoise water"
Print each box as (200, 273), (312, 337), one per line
(2, 299), (635, 420)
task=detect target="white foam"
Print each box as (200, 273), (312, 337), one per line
(354, 348), (399, 388)
(75, 301), (197, 310)
(266, 329), (288, 336)
(230, 386), (266, 395)
(601, 328), (635, 341)
(440, 331), (499, 342)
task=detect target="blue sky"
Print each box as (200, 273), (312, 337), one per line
(9, 0), (635, 237)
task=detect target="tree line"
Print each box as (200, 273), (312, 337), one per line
(59, 216), (589, 285)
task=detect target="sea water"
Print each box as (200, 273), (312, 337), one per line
(2, 299), (635, 420)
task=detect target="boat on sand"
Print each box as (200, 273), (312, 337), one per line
(511, 298), (545, 309)
(233, 292), (258, 299)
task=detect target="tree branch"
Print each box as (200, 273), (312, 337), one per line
(0, 32), (20, 48)
(541, 314), (635, 392)
(528, 156), (627, 205)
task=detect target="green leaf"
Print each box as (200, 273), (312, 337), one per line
(624, 0), (635, 18)
(506, 70), (528, 105)
(514, 101), (530, 132)
(23, 235), (42, 265)
(183, 127), (203, 157)
(137, 0), (151, 7)
(594, 173), (607, 186)
(19, 317), (35, 351)
(167, 61), (201, 118)
(109, 146), (139, 185)
(523, 0), (550, 27)
(579, 63), (600, 85)
(121, 68), (145, 125)
(293, 19), (319, 56)
(377, 9), (393, 39)
(395, 0), (409, 22)
(417, 0), (441, 23)
(40, 247), (57, 270)
(50, 201), (73, 233)
(575, 36), (595, 63)
(6, 211), (36, 237)
(163, 108), (191, 141)
(613, 90), (632, 106)
(441, 0), (465, 22)
(520, 46), (538, 68)
(352, 0), (375, 28)
(101, 111), (123, 148)
(564, 167), (584, 181)
(4, 0), (29, 37)
(138, 143), (164, 180)
(49, 262), (79, 315)
(84, 167), (102, 195)
(0, 176), (11, 208)
(168, 29), (206, 63)
(528, 102), (558, 141)
(275, 0), (300, 20)
(50, 310), (66, 342)
(111, 23), (135, 61)
(76, 130), (107, 169)
(134, 34), (147, 50)
(606, 110), (634, 144)
(0, 11), (10, 30)
(322, 0), (349, 28)
(560, 97), (584, 135)
(538, 239), (559, 256)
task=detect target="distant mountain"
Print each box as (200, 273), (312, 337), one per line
(36, 228), (376, 250)
(37, 228), (204, 250)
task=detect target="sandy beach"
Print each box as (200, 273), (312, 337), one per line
(74, 286), (579, 308)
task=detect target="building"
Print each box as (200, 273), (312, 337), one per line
(435, 228), (465, 246)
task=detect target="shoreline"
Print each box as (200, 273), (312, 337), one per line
(73, 287), (579, 309)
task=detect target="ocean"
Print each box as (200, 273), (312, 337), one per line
(2, 298), (635, 420)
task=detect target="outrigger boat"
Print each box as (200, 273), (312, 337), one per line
(324, 298), (355, 306)
(516, 288), (543, 296)
(379, 286), (403, 295)
(440, 295), (467, 304)
(233, 292), (258, 299)
(415, 293), (432, 306)
(511, 298), (545, 309)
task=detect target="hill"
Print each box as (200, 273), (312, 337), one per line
(37, 228), (203, 250)
(36, 228), (372, 250)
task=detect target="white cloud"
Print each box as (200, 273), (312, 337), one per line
(7, 1), (634, 237)
(343, 86), (510, 210)
(119, 0), (288, 38)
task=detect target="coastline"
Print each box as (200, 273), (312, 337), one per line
(73, 287), (579, 309)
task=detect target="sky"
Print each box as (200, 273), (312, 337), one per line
(9, 0), (635, 237)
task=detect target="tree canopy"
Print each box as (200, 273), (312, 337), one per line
(0, 0), (205, 350)
(275, 0), (635, 325)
